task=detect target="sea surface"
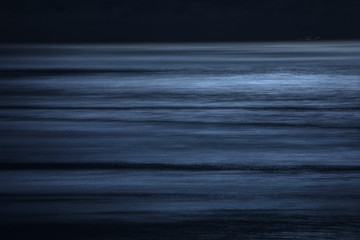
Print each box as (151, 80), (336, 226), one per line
(0, 42), (360, 239)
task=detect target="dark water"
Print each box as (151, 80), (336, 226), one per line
(1, 42), (360, 239)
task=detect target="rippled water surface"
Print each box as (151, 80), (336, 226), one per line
(1, 42), (360, 239)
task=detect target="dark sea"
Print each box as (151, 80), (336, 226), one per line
(0, 42), (360, 239)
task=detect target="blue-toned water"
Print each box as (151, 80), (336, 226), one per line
(1, 42), (360, 239)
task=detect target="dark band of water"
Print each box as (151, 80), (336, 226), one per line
(1, 105), (359, 111)
(1, 162), (360, 173)
(1, 115), (359, 129)
(0, 69), (173, 76)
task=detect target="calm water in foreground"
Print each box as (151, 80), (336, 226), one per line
(0, 42), (360, 239)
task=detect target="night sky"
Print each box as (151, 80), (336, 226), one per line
(1, 0), (360, 43)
